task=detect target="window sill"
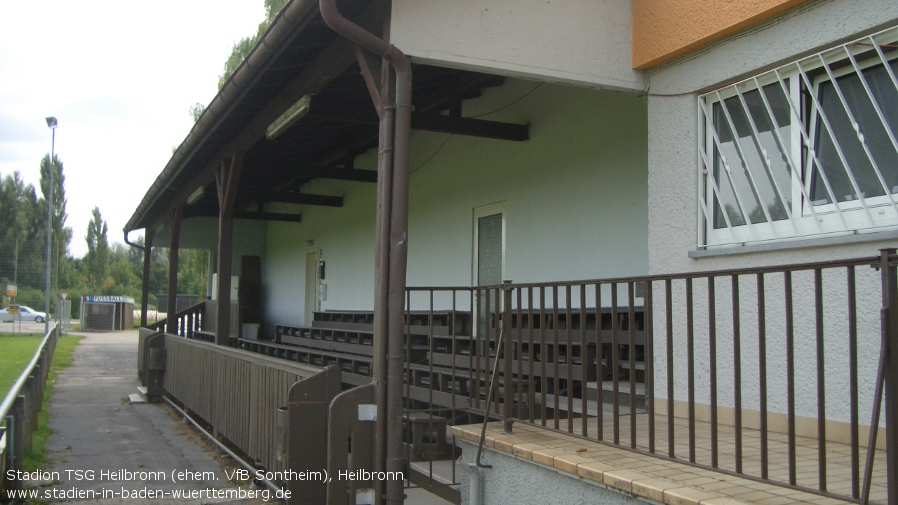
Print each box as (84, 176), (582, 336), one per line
(689, 229), (898, 258)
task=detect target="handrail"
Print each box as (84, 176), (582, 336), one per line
(147, 300), (205, 332)
(397, 251), (895, 504)
(0, 322), (57, 422)
(406, 254), (882, 292)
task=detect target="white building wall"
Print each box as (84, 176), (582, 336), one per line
(390, 0), (645, 93)
(262, 79), (648, 331)
(152, 217), (266, 277)
(646, 0), (898, 433)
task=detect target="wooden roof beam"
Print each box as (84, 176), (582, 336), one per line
(307, 101), (530, 141)
(412, 113), (529, 141)
(267, 192), (344, 207)
(234, 211), (303, 223)
(310, 166), (378, 182)
(182, 207), (304, 223)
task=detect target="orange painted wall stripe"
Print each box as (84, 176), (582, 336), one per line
(632, 0), (812, 70)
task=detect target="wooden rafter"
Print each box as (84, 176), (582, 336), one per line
(267, 192), (344, 207)
(233, 210), (303, 223)
(306, 101), (529, 141)
(311, 166), (376, 182)
(354, 45), (383, 117)
(216, 150), (244, 217)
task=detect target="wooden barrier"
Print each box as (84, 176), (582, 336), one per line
(163, 335), (322, 473)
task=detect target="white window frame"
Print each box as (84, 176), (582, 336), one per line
(802, 56), (898, 222)
(698, 25), (898, 248)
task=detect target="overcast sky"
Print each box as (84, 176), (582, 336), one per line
(0, 0), (264, 257)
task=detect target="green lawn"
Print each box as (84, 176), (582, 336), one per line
(0, 333), (83, 470)
(0, 333), (44, 397)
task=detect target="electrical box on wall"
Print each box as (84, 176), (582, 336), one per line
(319, 283), (327, 301)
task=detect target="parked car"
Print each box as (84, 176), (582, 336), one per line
(0, 306), (49, 323)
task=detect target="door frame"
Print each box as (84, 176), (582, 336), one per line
(472, 201), (506, 287)
(304, 249), (320, 325)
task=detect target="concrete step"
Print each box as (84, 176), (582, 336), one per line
(128, 392), (147, 404)
(409, 460), (459, 487)
(130, 386), (149, 404)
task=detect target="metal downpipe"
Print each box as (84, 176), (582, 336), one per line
(124, 230), (151, 328)
(319, 2), (412, 504)
(385, 72), (412, 505)
(373, 61), (396, 505)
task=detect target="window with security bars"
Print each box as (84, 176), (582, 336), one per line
(698, 25), (898, 248)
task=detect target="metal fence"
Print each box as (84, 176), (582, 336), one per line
(405, 251), (894, 504)
(0, 323), (59, 495)
(153, 249), (898, 504)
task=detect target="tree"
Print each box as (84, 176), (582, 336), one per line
(0, 172), (30, 241)
(84, 207), (110, 290)
(0, 171), (45, 296)
(189, 102), (206, 122)
(40, 154), (69, 246)
(106, 243), (141, 296)
(40, 154), (74, 295)
(178, 249), (210, 299)
(217, 0), (290, 88)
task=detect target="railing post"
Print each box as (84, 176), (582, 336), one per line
(33, 363), (43, 414)
(22, 376), (34, 453)
(881, 248), (898, 505)
(502, 281), (513, 433)
(10, 396), (25, 491)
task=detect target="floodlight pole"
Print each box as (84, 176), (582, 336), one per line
(45, 116), (57, 336)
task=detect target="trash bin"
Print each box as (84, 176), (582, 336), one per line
(242, 323), (260, 340)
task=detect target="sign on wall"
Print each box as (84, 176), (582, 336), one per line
(82, 295), (134, 304)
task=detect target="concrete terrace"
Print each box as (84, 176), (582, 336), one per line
(452, 416), (888, 505)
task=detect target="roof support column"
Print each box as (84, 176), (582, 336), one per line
(319, 2), (413, 504)
(166, 206), (182, 335)
(215, 151), (244, 346)
(140, 228), (155, 328)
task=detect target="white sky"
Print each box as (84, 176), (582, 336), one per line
(0, 0), (264, 258)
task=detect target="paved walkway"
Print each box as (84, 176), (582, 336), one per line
(42, 330), (267, 504)
(36, 329), (452, 505)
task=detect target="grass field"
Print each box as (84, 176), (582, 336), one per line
(0, 332), (82, 471)
(0, 333), (44, 396)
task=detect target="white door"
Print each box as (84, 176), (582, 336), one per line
(473, 203), (506, 339)
(304, 250), (319, 325)
(473, 203), (505, 287)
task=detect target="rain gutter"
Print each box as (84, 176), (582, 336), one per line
(124, 0), (320, 234)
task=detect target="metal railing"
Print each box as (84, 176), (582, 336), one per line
(0, 323), (59, 494)
(405, 251), (896, 504)
(149, 300), (205, 338)
(161, 250), (897, 503)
